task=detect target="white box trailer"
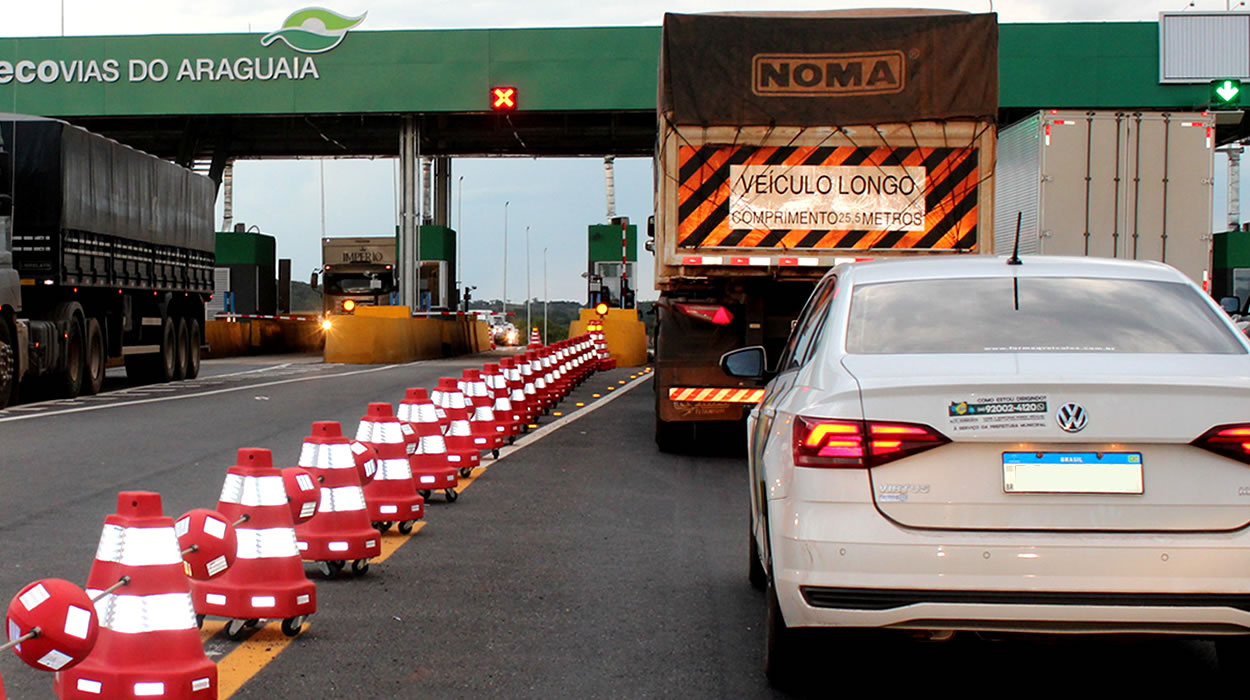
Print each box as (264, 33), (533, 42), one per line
(995, 110), (1214, 285)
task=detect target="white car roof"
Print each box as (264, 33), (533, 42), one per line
(839, 255), (1190, 286)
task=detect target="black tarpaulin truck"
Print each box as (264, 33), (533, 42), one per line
(0, 114), (214, 407)
(651, 11), (998, 450)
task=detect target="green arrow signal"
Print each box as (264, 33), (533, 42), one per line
(1217, 80), (1241, 103)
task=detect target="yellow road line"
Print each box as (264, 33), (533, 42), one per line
(217, 622), (302, 698)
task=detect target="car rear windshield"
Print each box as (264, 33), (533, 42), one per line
(846, 276), (1248, 354)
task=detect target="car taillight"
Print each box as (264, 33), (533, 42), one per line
(793, 417), (949, 468)
(1192, 424), (1250, 464)
(674, 303), (734, 326)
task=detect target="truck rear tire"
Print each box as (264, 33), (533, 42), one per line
(83, 318), (105, 396)
(185, 320), (201, 379)
(173, 318), (189, 381)
(0, 318), (15, 410)
(54, 303), (85, 399)
(153, 317), (177, 383)
(655, 416), (694, 453)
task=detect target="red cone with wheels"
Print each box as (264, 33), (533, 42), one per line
(434, 378), (481, 479)
(56, 491), (216, 699)
(398, 388), (461, 502)
(498, 358), (533, 427)
(462, 369), (506, 457)
(293, 422), (382, 577)
(528, 328), (541, 347)
(482, 363), (520, 437)
(355, 404), (426, 532)
(519, 352), (541, 419)
(190, 449), (316, 640)
(531, 350), (554, 411)
(591, 322), (616, 370)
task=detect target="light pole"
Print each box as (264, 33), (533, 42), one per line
(457, 175), (464, 309)
(502, 201), (509, 315)
(543, 247), (549, 345)
(525, 225), (531, 335)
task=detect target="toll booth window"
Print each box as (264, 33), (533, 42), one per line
(419, 261), (444, 309)
(1234, 269), (1250, 312)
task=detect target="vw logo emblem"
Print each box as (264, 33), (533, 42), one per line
(1056, 403), (1088, 433)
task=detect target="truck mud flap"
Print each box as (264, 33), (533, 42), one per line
(654, 301), (754, 423)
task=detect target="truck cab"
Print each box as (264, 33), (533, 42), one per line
(317, 237), (398, 316)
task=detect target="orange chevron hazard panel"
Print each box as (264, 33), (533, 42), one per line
(668, 387), (767, 403)
(677, 144), (979, 251)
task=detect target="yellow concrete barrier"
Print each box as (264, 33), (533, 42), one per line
(569, 307), (647, 367)
(205, 319), (324, 358)
(324, 307), (491, 364)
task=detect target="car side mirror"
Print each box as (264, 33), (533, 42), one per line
(309, 272), (319, 290)
(1219, 296), (1241, 315)
(720, 346), (768, 380)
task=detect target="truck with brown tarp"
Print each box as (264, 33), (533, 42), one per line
(0, 114), (214, 407)
(651, 10), (999, 450)
(314, 236), (398, 317)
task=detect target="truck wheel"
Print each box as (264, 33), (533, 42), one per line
(82, 318), (106, 396)
(153, 317), (176, 383)
(54, 304), (85, 399)
(185, 320), (201, 379)
(655, 417), (693, 454)
(173, 318), (189, 381)
(0, 318), (15, 410)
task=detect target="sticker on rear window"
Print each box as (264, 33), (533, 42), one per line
(948, 395), (1048, 432)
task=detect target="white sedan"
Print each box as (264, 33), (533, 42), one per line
(722, 255), (1250, 686)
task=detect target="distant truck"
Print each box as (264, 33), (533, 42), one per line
(995, 109), (1215, 286)
(651, 11), (998, 450)
(314, 237), (397, 316)
(0, 114), (214, 409)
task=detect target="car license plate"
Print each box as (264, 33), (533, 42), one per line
(1002, 452), (1143, 494)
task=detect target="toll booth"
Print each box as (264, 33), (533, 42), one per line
(1213, 228), (1250, 308)
(587, 217), (637, 308)
(212, 228), (277, 317)
(416, 225), (456, 311)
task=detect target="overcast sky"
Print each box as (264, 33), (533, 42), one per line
(4, 1), (1244, 302)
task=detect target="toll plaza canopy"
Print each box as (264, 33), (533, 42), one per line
(0, 19), (1230, 169)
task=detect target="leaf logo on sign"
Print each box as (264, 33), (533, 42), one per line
(261, 7), (367, 54)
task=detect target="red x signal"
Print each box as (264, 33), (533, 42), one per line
(491, 86), (517, 111)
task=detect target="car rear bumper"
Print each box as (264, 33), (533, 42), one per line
(772, 501), (1250, 635)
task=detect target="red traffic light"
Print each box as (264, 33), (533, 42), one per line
(491, 86), (517, 111)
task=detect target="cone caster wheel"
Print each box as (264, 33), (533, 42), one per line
(459, 467), (472, 478)
(281, 615), (306, 637)
(445, 488), (459, 503)
(398, 520), (415, 535)
(508, 436), (516, 445)
(491, 448), (501, 459)
(317, 560), (346, 578)
(195, 614), (205, 629)
(225, 618), (249, 641)
(351, 558), (371, 576)
(419, 490), (432, 500)
(372, 521), (393, 533)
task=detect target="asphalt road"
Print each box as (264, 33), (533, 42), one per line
(0, 351), (1232, 697)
